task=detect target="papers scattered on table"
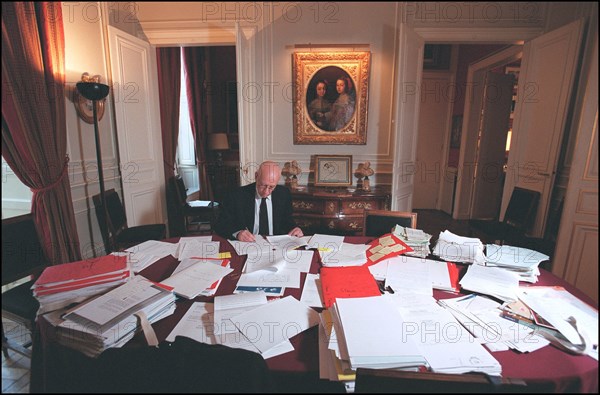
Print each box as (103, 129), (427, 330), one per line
(517, 286), (598, 360)
(439, 294), (550, 354)
(432, 230), (486, 265)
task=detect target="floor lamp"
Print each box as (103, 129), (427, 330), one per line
(76, 75), (111, 254)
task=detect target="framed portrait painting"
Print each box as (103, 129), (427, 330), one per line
(293, 51), (370, 144)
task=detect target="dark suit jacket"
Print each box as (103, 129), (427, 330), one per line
(214, 183), (298, 239)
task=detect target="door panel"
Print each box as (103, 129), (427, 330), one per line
(413, 73), (451, 209)
(392, 23), (424, 211)
(502, 19), (584, 236)
(470, 72), (514, 219)
(108, 26), (166, 227)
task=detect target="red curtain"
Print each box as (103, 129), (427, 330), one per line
(2, 2), (81, 264)
(182, 47), (212, 201)
(156, 47), (181, 236)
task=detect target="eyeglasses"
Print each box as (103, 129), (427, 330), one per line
(257, 184), (276, 191)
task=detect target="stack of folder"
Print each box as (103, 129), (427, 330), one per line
(32, 255), (132, 315)
(392, 225), (432, 258)
(44, 275), (176, 357)
(484, 244), (549, 283)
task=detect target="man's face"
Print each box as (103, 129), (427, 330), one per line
(255, 166), (280, 198)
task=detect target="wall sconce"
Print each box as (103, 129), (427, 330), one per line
(208, 133), (229, 166)
(73, 73), (107, 124)
(76, 73), (112, 253)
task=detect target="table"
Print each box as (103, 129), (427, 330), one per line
(31, 236), (598, 393)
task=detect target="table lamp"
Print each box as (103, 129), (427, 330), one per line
(208, 133), (229, 166)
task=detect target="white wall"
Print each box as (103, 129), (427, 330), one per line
(63, 2), (120, 258)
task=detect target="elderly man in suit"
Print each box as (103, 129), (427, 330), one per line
(214, 161), (303, 241)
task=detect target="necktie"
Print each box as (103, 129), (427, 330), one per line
(259, 198), (269, 235)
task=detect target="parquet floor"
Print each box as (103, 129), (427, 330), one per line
(2, 318), (31, 393)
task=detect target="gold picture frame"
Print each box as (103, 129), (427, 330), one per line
(293, 51), (370, 145)
(314, 155), (353, 187)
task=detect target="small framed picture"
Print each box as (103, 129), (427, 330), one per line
(314, 155), (352, 187)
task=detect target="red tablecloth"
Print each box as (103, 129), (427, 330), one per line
(31, 235), (598, 393)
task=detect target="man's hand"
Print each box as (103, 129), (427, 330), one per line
(288, 227), (304, 238)
(237, 229), (256, 242)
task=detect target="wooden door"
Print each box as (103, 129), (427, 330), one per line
(413, 72), (451, 209)
(107, 26), (166, 228)
(470, 72), (514, 219)
(502, 19), (584, 236)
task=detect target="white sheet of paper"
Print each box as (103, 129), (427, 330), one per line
(231, 296), (320, 353)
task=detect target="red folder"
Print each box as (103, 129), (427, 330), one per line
(320, 265), (381, 308)
(34, 255), (128, 288)
(366, 233), (413, 266)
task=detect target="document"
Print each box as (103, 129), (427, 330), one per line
(300, 273), (325, 308)
(320, 242), (368, 267)
(231, 296), (319, 354)
(307, 234), (345, 251)
(162, 258), (233, 299)
(176, 240), (221, 260)
(63, 275), (173, 333)
(166, 302), (217, 344)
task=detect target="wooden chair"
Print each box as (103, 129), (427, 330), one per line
(354, 368), (551, 393)
(2, 214), (49, 358)
(169, 176), (218, 236)
(363, 209), (417, 237)
(469, 186), (540, 245)
(93, 189), (166, 252)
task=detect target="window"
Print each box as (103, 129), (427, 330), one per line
(176, 54), (199, 197)
(1, 156), (32, 219)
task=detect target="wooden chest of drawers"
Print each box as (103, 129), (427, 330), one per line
(289, 186), (390, 235)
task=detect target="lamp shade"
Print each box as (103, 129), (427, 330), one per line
(208, 133), (229, 150)
(76, 82), (109, 101)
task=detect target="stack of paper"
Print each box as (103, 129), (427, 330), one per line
(330, 296), (428, 370)
(459, 263), (520, 302)
(394, 293), (502, 376)
(484, 244), (549, 283)
(392, 225), (432, 258)
(32, 255), (132, 314)
(48, 275), (176, 357)
(432, 230), (486, 265)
